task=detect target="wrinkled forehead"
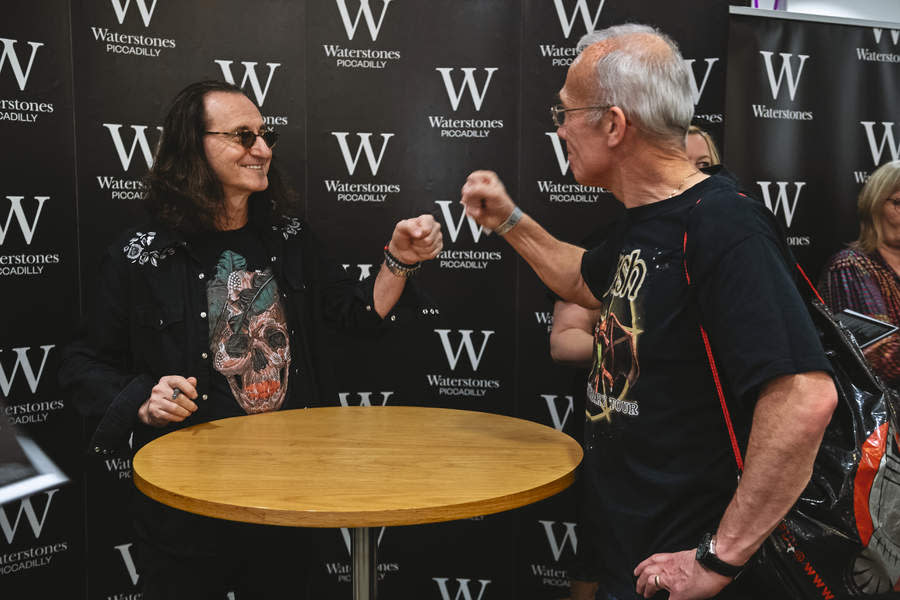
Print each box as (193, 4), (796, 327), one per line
(203, 91), (263, 131)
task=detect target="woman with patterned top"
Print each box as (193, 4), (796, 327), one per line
(819, 160), (900, 389)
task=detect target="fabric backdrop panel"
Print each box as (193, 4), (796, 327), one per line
(0, 1), (83, 597)
(725, 7), (900, 278)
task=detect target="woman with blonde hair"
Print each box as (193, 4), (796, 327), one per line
(819, 160), (900, 388)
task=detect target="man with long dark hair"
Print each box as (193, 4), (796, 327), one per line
(60, 80), (442, 598)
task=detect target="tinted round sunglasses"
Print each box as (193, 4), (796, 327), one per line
(205, 128), (279, 149)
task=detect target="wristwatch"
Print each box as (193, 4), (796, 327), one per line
(695, 532), (745, 579)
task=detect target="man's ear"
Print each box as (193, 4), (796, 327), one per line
(605, 106), (627, 147)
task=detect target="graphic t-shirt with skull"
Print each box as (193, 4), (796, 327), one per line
(195, 226), (292, 419)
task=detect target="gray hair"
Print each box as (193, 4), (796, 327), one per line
(576, 24), (694, 146)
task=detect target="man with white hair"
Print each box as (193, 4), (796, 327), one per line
(461, 24), (837, 599)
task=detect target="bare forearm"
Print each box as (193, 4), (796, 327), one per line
(714, 371), (837, 565)
(504, 215), (600, 308)
(372, 262), (406, 318)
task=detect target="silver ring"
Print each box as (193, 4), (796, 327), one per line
(655, 574), (660, 588)
(172, 389), (181, 401)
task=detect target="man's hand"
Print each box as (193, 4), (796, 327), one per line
(460, 170), (516, 231)
(634, 550), (731, 599)
(138, 375), (199, 427)
(388, 214), (443, 265)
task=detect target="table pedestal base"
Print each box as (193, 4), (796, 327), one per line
(352, 527), (377, 600)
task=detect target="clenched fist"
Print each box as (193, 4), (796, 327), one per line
(388, 214), (443, 265)
(460, 170), (516, 232)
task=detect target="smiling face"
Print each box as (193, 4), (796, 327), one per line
(202, 91), (272, 203)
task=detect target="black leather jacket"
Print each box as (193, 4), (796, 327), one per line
(60, 213), (427, 456)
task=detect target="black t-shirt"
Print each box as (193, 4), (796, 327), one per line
(578, 173), (830, 592)
(192, 225), (297, 421)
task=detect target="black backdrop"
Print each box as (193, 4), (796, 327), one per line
(5, 2), (894, 599)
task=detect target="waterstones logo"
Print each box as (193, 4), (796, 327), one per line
(538, 132), (605, 203)
(541, 394), (574, 431)
(0, 489), (57, 543)
(324, 0), (401, 69)
(429, 68), (503, 140)
(337, 391), (393, 406)
(537, 0), (605, 67)
(105, 456), (133, 480)
(213, 60), (287, 125)
(861, 121), (899, 165)
(757, 181), (805, 230)
(434, 578), (491, 600)
(0, 345), (54, 397)
(0, 195), (61, 278)
(535, 311), (553, 333)
(324, 528), (398, 582)
(428, 330), (499, 398)
(327, 132), (399, 203)
(0, 39), (55, 125)
(752, 52), (812, 120)
(0, 38), (42, 91)
(434, 201), (502, 270)
(99, 123), (161, 201)
(4, 399), (64, 426)
(0, 490), (68, 576)
(858, 28), (900, 63)
(529, 520), (576, 588)
(90, 1), (175, 58)
(685, 57), (723, 124)
(552, 0), (605, 39)
(114, 542), (140, 586)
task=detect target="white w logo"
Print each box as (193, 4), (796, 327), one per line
(337, 391), (393, 407)
(0, 345), (54, 396)
(684, 58), (719, 105)
(114, 543), (140, 586)
(546, 132), (569, 176)
(861, 122), (899, 165)
(759, 51), (809, 102)
(110, 0), (159, 27)
(539, 520), (578, 561)
(332, 132), (394, 176)
(541, 395), (574, 431)
(435, 330), (494, 371)
(435, 68), (498, 112)
(103, 124), (161, 171)
(335, 0), (393, 41)
(0, 196), (49, 246)
(214, 60), (281, 107)
(873, 28), (900, 45)
(435, 201), (485, 244)
(0, 38), (43, 91)
(433, 578), (491, 600)
(757, 181), (806, 229)
(0, 489), (58, 544)
(552, 0), (606, 39)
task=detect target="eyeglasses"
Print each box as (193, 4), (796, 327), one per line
(205, 128), (279, 149)
(550, 104), (612, 127)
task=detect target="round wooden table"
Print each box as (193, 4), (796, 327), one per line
(132, 406), (583, 599)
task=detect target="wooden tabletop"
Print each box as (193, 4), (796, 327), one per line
(133, 406), (582, 528)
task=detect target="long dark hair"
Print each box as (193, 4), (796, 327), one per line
(144, 80), (298, 233)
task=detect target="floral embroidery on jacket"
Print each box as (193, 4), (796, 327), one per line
(123, 232), (176, 266)
(273, 217), (302, 240)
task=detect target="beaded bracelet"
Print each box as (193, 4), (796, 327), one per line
(383, 245), (421, 277)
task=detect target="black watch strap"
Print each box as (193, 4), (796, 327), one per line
(695, 532), (745, 579)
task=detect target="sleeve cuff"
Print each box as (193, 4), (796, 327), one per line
(89, 373), (155, 456)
